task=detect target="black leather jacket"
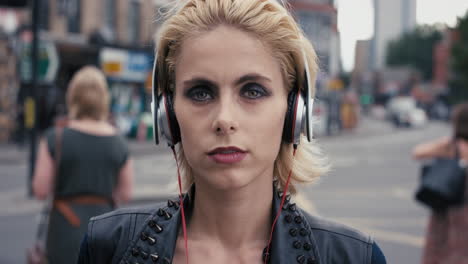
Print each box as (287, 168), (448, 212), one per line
(79, 188), (378, 264)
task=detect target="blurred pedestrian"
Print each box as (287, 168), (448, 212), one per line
(78, 1), (386, 263)
(32, 66), (134, 264)
(413, 102), (468, 264)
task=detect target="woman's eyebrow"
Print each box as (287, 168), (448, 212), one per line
(182, 73), (272, 87)
(183, 77), (216, 87)
(235, 73), (272, 85)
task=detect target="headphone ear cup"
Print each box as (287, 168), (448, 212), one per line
(282, 91), (297, 143)
(164, 92), (181, 145)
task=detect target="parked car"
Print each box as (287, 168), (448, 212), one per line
(427, 98), (450, 121)
(387, 96), (428, 128)
(311, 99), (328, 137)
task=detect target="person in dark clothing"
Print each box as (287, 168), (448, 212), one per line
(78, 1), (386, 263)
(413, 102), (468, 264)
(33, 66), (134, 264)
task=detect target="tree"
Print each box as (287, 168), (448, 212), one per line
(386, 25), (443, 81)
(450, 11), (468, 103)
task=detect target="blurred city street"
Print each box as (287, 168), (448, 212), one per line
(0, 116), (449, 263)
(1, 1), (468, 262)
(306, 117), (448, 264)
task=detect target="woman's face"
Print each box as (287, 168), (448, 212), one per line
(174, 25), (288, 191)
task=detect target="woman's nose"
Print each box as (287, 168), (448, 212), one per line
(211, 98), (239, 135)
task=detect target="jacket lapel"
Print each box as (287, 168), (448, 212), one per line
(120, 186), (321, 264)
(269, 190), (321, 264)
(119, 196), (187, 264)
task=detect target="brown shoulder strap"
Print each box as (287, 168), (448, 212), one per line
(52, 127), (64, 199)
(54, 127), (63, 174)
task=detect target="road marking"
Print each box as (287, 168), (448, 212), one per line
(331, 217), (427, 228)
(324, 215), (426, 248)
(296, 192), (318, 215)
(391, 187), (413, 199)
(0, 188), (43, 217)
(359, 226), (424, 248)
(309, 187), (417, 201)
(294, 195), (426, 248)
(133, 182), (178, 200)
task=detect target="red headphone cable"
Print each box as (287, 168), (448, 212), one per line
(171, 146), (190, 264)
(264, 144), (298, 264)
(171, 144), (298, 264)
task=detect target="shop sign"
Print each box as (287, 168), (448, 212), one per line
(100, 48), (152, 82)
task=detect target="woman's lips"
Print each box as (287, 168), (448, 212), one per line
(207, 147), (247, 164)
(209, 152), (247, 164)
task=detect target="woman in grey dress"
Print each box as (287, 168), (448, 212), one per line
(32, 66), (134, 264)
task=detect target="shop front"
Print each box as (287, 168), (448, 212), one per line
(99, 47), (153, 139)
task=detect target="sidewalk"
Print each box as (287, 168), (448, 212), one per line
(0, 144), (27, 165)
(0, 139), (160, 164)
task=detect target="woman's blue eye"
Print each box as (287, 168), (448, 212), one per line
(187, 87), (213, 101)
(242, 83), (267, 99)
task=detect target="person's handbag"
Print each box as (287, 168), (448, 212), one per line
(415, 154), (466, 211)
(27, 127), (63, 264)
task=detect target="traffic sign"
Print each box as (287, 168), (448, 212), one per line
(19, 33), (60, 84)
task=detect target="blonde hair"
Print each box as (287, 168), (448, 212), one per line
(156, 0), (329, 194)
(66, 66), (110, 121)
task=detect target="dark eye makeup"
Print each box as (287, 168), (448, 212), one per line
(182, 76), (271, 103)
(241, 83), (270, 99)
(185, 85), (215, 102)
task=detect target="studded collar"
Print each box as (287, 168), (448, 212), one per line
(120, 186), (320, 264)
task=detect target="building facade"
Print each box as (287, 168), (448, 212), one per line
(7, 0), (168, 139)
(371, 0), (416, 70)
(288, 0), (342, 77)
(351, 39), (372, 92)
(353, 40), (371, 77)
(42, 0), (158, 46)
(0, 31), (19, 142)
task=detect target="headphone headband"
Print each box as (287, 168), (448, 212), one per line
(302, 49), (313, 142)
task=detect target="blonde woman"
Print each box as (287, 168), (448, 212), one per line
(33, 66), (133, 264)
(78, 1), (385, 263)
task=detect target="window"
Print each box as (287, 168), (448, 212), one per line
(128, 1), (141, 43)
(67, 0), (81, 33)
(104, 0), (116, 33)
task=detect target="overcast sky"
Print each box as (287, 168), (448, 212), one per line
(337, 0), (468, 72)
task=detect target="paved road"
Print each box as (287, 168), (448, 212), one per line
(0, 117), (449, 263)
(302, 118), (449, 264)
